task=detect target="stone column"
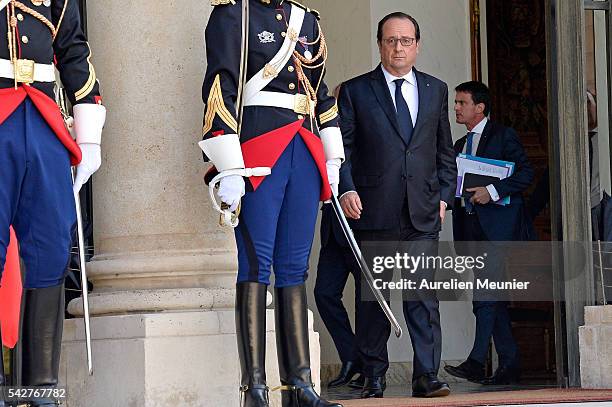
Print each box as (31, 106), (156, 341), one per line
(545, 0), (593, 386)
(579, 306), (612, 388)
(60, 3), (320, 406)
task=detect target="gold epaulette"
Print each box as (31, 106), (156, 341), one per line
(210, 0), (236, 6)
(287, 0), (320, 20)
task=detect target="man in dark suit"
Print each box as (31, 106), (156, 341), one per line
(444, 81), (534, 385)
(314, 204), (364, 389)
(315, 85), (364, 390)
(338, 12), (457, 399)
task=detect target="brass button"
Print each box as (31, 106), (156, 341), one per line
(288, 83), (296, 90)
(288, 66), (295, 72)
(276, 14), (283, 21)
(298, 115), (304, 120)
(17, 14), (24, 21)
(281, 32), (286, 38)
(21, 35), (28, 44)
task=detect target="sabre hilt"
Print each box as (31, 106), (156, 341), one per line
(208, 167), (271, 228)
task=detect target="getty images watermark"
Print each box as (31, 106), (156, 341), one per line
(358, 241), (604, 302)
(371, 251), (532, 292)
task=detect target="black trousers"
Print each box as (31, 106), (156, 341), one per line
(460, 210), (520, 368)
(355, 201), (441, 379)
(314, 233), (361, 364)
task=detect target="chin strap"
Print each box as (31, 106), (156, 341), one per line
(209, 167), (271, 228)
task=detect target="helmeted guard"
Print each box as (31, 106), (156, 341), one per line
(200, 1), (344, 406)
(0, 1), (105, 406)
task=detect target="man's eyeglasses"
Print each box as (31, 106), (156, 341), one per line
(383, 37), (416, 47)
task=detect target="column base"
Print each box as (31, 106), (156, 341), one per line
(579, 305), (612, 388)
(67, 287), (238, 316)
(61, 309), (321, 407)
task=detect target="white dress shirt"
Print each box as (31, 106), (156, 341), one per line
(462, 117), (500, 202)
(462, 117), (487, 155)
(381, 65), (418, 127)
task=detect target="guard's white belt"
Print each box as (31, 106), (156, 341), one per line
(244, 91), (311, 115)
(0, 58), (56, 83)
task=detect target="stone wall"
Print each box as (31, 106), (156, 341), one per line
(579, 306), (612, 388)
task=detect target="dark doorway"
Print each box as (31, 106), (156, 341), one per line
(479, 0), (556, 383)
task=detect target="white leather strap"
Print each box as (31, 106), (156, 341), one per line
(243, 4), (305, 104)
(0, 0), (10, 11)
(0, 58), (56, 82)
(219, 167), (272, 179)
(244, 91), (301, 110)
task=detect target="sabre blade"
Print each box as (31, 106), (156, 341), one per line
(330, 195), (402, 338)
(72, 168), (94, 375)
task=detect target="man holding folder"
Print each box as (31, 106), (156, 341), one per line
(446, 81), (534, 385)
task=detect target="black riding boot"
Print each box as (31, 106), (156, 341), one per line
(21, 284), (64, 407)
(275, 284), (342, 407)
(0, 326), (5, 407)
(236, 282), (270, 407)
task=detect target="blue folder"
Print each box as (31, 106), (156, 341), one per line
(457, 154), (515, 205)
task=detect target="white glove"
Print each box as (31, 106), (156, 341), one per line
(326, 158), (341, 196)
(73, 143), (101, 194)
(218, 174), (245, 212)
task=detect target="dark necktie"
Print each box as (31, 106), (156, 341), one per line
(393, 79), (413, 145)
(466, 131), (476, 155)
(465, 131), (476, 213)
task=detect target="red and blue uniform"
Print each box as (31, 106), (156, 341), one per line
(202, 0), (343, 287)
(0, 1), (104, 405)
(202, 2), (345, 405)
(0, 0), (102, 288)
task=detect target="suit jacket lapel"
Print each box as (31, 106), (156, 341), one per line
(411, 68), (432, 144)
(369, 65), (405, 145)
(455, 137), (466, 156)
(475, 120), (493, 156)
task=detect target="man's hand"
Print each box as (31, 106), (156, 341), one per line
(340, 191), (362, 219)
(73, 143), (102, 194)
(466, 187), (491, 205)
(439, 201), (447, 223)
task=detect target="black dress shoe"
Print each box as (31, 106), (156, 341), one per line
(444, 358), (485, 382)
(347, 374), (365, 389)
(481, 365), (520, 385)
(360, 376), (386, 399)
(412, 373), (451, 398)
(328, 361), (362, 388)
